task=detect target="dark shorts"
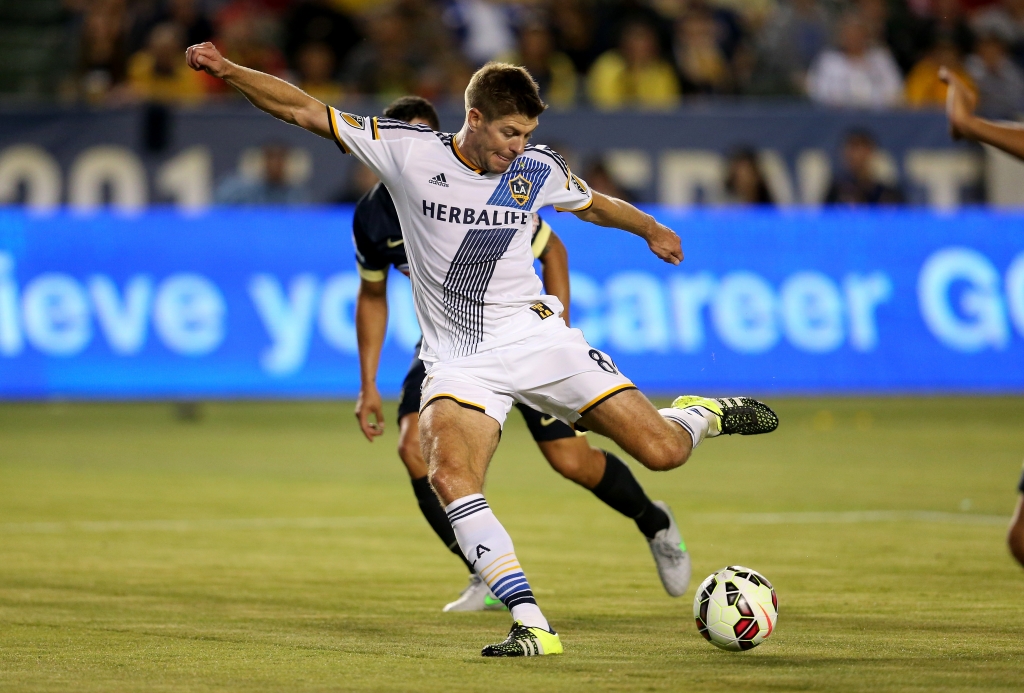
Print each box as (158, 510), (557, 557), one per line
(1019, 467), (1024, 494)
(397, 352), (576, 443)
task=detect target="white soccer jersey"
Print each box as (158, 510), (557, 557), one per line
(328, 107), (593, 363)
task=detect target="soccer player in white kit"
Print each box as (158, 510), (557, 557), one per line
(186, 45), (779, 657)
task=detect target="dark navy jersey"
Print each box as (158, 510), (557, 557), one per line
(353, 181), (409, 280)
(353, 181), (553, 282)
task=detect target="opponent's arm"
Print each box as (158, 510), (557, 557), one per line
(941, 67), (1024, 160)
(185, 42), (331, 139)
(538, 232), (571, 327)
(573, 191), (683, 265)
(355, 277), (388, 441)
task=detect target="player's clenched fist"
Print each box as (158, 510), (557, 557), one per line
(185, 42), (230, 78)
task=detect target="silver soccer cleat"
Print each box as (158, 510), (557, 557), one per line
(647, 500), (692, 597)
(442, 573), (506, 612)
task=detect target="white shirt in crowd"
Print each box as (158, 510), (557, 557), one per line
(806, 47), (904, 108)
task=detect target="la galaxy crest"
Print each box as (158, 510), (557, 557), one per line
(508, 173), (532, 206)
(487, 156), (551, 209)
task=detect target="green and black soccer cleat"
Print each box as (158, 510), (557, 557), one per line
(481, 621), (563, 657)
(672, 396), (779, 436)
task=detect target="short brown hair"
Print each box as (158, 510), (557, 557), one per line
(383, 95), (441, 131)
(464, 62), (547, 121)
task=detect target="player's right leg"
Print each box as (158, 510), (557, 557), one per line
(420, 389), (562, 656)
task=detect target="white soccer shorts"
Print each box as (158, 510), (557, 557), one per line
(419, 322), (635, 428)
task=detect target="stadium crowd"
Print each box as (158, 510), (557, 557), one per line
(2, 0), (1024, 117)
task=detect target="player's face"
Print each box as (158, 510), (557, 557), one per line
(472, 111), (539, 174)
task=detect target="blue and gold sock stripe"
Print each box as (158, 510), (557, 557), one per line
(446, 497), (490, 524)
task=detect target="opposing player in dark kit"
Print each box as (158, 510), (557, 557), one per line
(187, 43), (779, 656)
(353, 97), (691, 612)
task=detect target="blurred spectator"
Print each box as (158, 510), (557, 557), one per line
(333, 161), (379, 203)
(724, 148), (774, 205)
(296, 42), (343, 103)
(161, 0), (215, 48)
(501, 22), (578, 108)
(550, 0), (600, 75)
(592, 0), (672, 60)
(283, 0), (360, 76)
(806, 13), (904, 108)
(587, 21), (680, 109)
(857, 0), (923, 74)
(826, 130), (904, 205)
(965, 24), (1024, 118)
(215, 143), (309, 205)
(444, 0), (519, 66)
(77, 0), (129, 103)
(127, 22), (206, 104)
(582, 158), (635, 202)
(973, 0), (1024, 66)
(344, 7), (419, 98)
(673, 5), (734, 94)
(905, 37), (974, 107)
(755, 0), (832, 95)
(203, 12), (288, 95)
(917, 0), (975, 58)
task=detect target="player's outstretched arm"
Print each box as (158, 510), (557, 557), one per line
(354, 277), (388, 441)
(573, 191), (683, 265)
(185, 42), (331, 139)
(940, 67), (1024, 160)
(537, 231), (571, 327)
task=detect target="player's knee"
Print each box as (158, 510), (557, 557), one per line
(641, 436), (691, 471)
(397, 435), (420, 467)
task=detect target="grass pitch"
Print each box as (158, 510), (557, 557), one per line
(1, 397), (1022, 692)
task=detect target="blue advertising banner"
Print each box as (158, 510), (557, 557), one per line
(0, 207), (1022, 399)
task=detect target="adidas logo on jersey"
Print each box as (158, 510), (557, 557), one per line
(428, 173), (449, 187)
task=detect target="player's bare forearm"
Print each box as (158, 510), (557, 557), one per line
(960, 117), (1024, 160)
(574, 191), (683, 265)
(185, 42), (330, 138)
(355, 279), (388, 440)
(539, 232), (571, 327)
(356, 280), (388, 388)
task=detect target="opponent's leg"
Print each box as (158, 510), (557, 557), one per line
(537, 435), (690, 596)
(536, 436), (670, 538)
(421, 399), (561, 656)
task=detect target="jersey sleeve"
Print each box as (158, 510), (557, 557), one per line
(530, 145), (594, 213)
(326, 106), (402, 181)
(530, 214), (552, 259)
(352, 208), (388, 282)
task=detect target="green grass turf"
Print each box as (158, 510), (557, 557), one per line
(1, 397), (1022, 692)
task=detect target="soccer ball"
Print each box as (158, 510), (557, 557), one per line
(693, 565), (778, 651)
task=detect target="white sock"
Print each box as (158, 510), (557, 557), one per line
(445, 494), (550, 631)
(659, 406), (716, 448)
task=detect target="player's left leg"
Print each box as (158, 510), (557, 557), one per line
(516, 403), (690, 595)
